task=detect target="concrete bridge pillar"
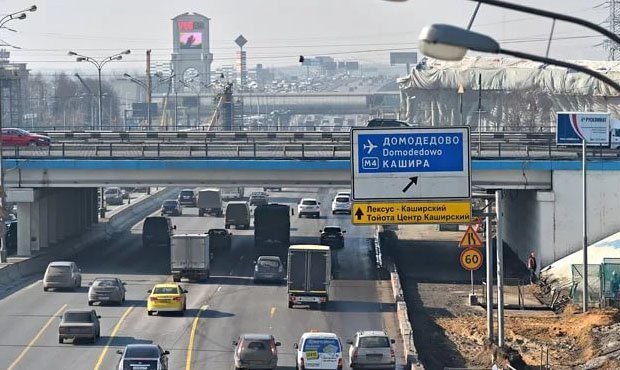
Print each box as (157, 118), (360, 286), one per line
(29, 200), (41, 253)
(48, 192), (58, 246)
(39, 195), (49, 249)
(16, 202), (32, 256)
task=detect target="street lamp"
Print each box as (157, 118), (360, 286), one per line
(0, 5), (36, 29)
(123, 73), (152, 130)
(178, 79), (202, 128)
(0, 4), (36, 263)
(69, 49), (130, 220)
(156, 72), (178, 129)
(419, 23), (620, 345)
(418, 24), (620, 92)
(68, 50), (131, 131)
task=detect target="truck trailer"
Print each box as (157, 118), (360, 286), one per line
(254, 203), (291, 248)
(287, 245), (331, 309)
(171, 234), (210, 282)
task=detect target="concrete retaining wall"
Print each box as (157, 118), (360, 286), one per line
(0, 187), (177, 286)
(378, 227), (424, 369)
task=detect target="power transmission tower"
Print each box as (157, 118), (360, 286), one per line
(604, 0), (620, 60)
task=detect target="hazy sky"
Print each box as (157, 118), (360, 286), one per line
(0, 0), (611, 77)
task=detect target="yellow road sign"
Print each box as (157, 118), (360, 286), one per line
(459, 225), (483, 248)
(460, 248), (483, 271)
(351, 200), (471, 225)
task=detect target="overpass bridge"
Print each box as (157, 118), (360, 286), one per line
(4, 134), (620, 283)
(152, 91), (400, 115)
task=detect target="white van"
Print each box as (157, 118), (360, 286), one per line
(294, 332), (343, 370)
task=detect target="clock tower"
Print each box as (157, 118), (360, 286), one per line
(171, 12), (213, 91)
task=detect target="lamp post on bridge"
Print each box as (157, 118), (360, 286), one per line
(0, 4), (37, 263)
(68, 50), (130, 219)
(123, 73), (152, 130)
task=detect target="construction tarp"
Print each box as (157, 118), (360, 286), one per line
(397, 57), (620, 131)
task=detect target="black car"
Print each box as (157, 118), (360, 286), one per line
(319, 226), (346, 249)
(142, 216), (175, 248)
(366, 118), (410, 127)
(208, 228), (232, 253)
(177, 189), (196, 207)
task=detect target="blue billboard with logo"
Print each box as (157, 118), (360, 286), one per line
(556, 112), (610, 146)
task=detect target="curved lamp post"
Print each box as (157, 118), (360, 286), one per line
(68, 50), (130, 131)
(0, 5), (36, 263)
(68, 50), (130, 219)
(123, 73), (151, 130)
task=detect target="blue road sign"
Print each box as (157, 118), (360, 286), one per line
(351, 127), (471, 201)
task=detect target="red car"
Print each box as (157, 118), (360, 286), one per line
(0, 128), (51, 146)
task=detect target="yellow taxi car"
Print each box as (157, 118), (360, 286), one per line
(146, 283), (187, 316)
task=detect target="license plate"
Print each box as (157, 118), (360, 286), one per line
(297, 296), (320, 303)
(99, 296), (109, 300)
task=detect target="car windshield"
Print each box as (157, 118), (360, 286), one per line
(163, 200), (177, 206)
(323, 227), (341, 233)
(303, 338), (341, 353)
(104, 189), (119, 195)
(47, 266), (70, 274)
(180, 191), (194, 196)
(124, 346), (160, 358)
(63, 312), (92, 323)
(359, 336), (390, 348)
(302, 200), (317, 205)
(242, 340), (268, 351)
(258, 259), (280, 268)
(152, 287), (179, 294)
(335, 197), (350, 203)
(93, 279), (117, 287)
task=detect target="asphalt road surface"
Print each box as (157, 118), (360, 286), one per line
(0, 188), (401, 370)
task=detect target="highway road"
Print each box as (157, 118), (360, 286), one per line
(0, 188), (401, 370)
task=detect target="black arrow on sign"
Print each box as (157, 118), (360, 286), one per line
(402, 176), (418, 193)
(355, 207), (364, 221)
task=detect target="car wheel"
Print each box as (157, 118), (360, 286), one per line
(332, 211), (336, 215)
(58, 336), (63, 344)
(225, 224), (230, 229)
(88, 301), (93, 306)
(173, 276), (181, 282)
(43, 287), (48, 292)
(147, 310), (153, 316)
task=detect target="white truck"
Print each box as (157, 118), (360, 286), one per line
(171, 234), (210, 282)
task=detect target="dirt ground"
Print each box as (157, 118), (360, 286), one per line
(392, 225), (620, 369)
(435, 303), (620, 369)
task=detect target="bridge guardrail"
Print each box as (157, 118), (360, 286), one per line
(34, 130), (557, 144)
(3, 141), (619, 160)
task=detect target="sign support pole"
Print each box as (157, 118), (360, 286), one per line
(485, 198), (493, 342)
(470, 270), (474, 295)
(582, 138), (588, 312)
(496, 190), (505, 347)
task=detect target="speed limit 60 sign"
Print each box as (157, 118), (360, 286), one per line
(460, 247), (483, 271)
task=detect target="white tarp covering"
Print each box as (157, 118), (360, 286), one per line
(398, 56), (620, 131)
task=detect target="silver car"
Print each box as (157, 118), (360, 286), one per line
(88, 277), (126, 306)
(58, 309), (101, 344)
(253, 256), (285, 283)
(43, 261), (81, 291)
(347, 331), (396, 370)
(233, 333), (280, 370)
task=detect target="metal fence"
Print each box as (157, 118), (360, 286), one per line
(570, 264), (602, 308)
(479, 278), (526, 309)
